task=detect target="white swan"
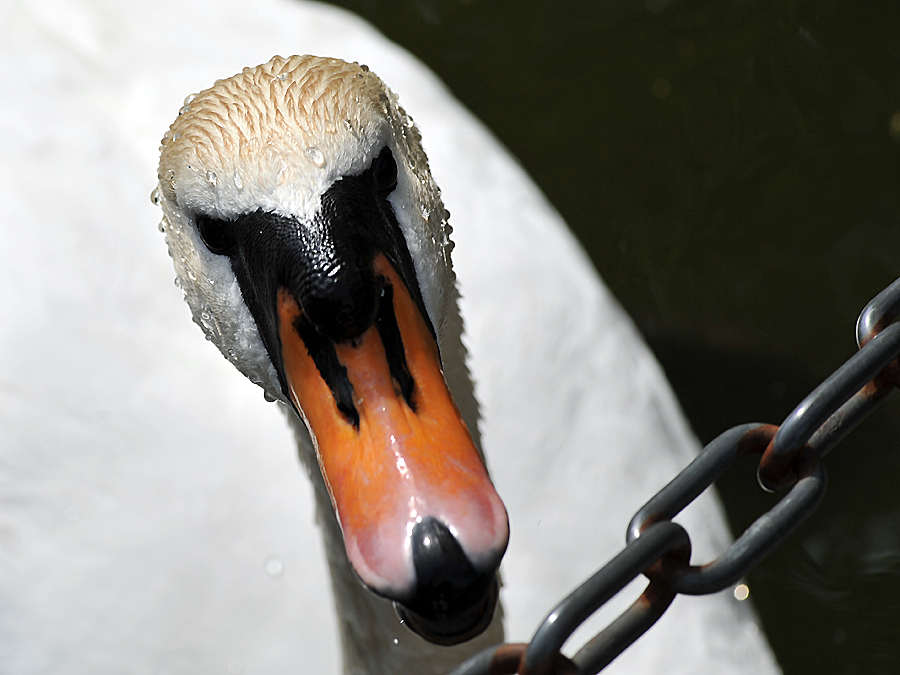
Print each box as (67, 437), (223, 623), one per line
(0, 1), (778, 674)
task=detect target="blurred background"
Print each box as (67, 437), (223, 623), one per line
(320, 1), (900, 673)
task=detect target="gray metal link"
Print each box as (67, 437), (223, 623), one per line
(523, 521), (689, 675)
(627, 424), (767, 543)
(858, 276), (900, 346)
(628, 424), (827, 595)
(448, 275), (900, 675)
(671, 449), (826, 595)
(760, 323), (900, 490)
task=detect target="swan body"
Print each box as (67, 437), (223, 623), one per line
(0, 0), (778, 673)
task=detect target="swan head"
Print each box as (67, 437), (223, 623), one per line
(155, 55), (508, 645)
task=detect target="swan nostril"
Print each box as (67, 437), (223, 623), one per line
(395, 517), (500, 646)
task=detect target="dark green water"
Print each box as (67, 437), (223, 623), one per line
(325, 1), (900, 672)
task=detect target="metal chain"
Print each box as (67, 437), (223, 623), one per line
(448, 275), (900, 675)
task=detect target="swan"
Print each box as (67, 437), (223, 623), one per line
(155, 54), (512, 670)
(0, 1), (778, 674)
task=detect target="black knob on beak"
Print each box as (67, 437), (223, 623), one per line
(395, 517), (500, 646)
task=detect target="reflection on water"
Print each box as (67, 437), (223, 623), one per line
(326, 1), (900, 672)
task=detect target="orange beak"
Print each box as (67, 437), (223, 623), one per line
(277, 254), (509, 598)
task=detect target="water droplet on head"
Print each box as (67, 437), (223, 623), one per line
(158, 222), (165, 233)
(263, 391), (276, 403)
(150, 188), (160, 205)
(206, 171), (217, 186)
(234, 173), (243, 189)
(183, 93), (196, 106)
(305, 147), (325, 168)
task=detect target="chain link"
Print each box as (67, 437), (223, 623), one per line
(448, 275), (900, 675)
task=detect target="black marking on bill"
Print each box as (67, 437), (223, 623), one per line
(375, 280), (416, 410)
(294, 314), (360, 429)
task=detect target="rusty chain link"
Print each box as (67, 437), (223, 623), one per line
(448, 275), (900, 675)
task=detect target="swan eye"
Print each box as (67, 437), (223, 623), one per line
(372, 147), (398, 195)
(195, 214), (236, 255)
